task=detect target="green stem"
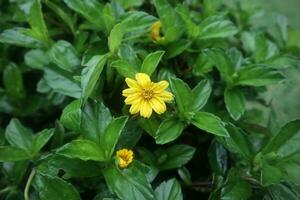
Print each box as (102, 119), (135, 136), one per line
(0, 187), (13, 196)
(24, 168), (36, 200)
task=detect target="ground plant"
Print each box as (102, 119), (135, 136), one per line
(0, 0), (300, 199)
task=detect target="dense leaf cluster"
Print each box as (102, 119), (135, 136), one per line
(0, 0), (299, 199)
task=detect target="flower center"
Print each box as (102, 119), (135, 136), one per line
(141, 89), (154, 100)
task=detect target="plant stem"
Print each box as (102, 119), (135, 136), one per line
(24, 168), (36, 200)
(0, 187), (13, 196)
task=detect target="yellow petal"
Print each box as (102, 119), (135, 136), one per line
(129, 102), (141, 114)
(152, 80), (169, 93)
(124, 94), (141, 105)
(157, 91), (174, 101)
(135, 73), (151, 87)
(140, 100), (152, 118)
(125, 78), (140, 89)
(122, 88), (139, 97)
(149, 97), (166, 114)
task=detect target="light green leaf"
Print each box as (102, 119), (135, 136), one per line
(0, 146), (31, 162)
(57, 139), (105, 161)
(261, 161), (282, 186)
(25, 49), (49, 70)
(155, 117), (185, 144)
(191, 112), (229, 137)
(236, 65), (285, 87)
(60, 100), (82, 132)
(198, 15), (238, 40)
(100, 116), (128, 159)
(47, 40), (80, 72)
(111, 59), (137, 78)
(192, 79), (212, 111)
(141, 51), (165, 76)
(170, 77), (193, 115)
(262, 119), (300, 159)
(224, 87), (245, 120)
(0, 28), (42, 48)
(81, 55), (107, 101)
(108, 23), (125, 53)
(115, 0), (143, 9)
(155, 178), (183, 200)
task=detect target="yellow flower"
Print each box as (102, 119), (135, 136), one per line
(150, 21), (165, 42)
(122, 73), (173, 118)
(116, 149), (134, 168)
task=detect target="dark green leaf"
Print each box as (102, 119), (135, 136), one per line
(108, 23), (125, 53)
(60, 100), (82, 132)
(261, 161), (282, 186)
(192, 79), (212, 111)
(0, 146), (30, 162)
(34, 173), (81, 200)
(157, 145), (196, 170)
(3, 63), (25, 99)
(111, 59), (138, 78)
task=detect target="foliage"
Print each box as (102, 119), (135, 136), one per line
(0, 0), (299, 199)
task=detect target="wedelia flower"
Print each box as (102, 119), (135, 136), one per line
(150, 21), (165, 42)
(122, 73), (173, 118)
(116, 149), (134, 168)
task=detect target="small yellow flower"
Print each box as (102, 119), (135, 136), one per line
(122, 73), (173, 118)
(116, 149), (134, 168)
(150, 21), (165, 42)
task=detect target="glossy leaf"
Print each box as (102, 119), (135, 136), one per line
(224, 87), (245, 120)
(155, 117), (185, 144)
(155, 178), (183, 200)
(141, 51), (165, 76)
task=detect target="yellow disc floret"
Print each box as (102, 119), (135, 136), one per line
(116, 149), (134, 168)
(150, 21), (165, 42)
(122, 73), (174, 118)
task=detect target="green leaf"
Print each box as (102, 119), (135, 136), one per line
(191, 112), (229, 137)
(47, 40), (80, 72)
(3, 63), (25, 99)
(43, 66), (81, 98)
(236, 65), (285, 87)
(32, 129), (54, 154)
(157, 145), (196, 170)
(198, 15), (238, 40)
(203, 49), (235, 83)
(217, 123), (253, 161)
(0, 28), (42, 48)
(60, 100), (82, 132)
(63, 0), (105, 31)
(266, 184), (300, 200)
(100, 116), (128, 159)
(5, 119), (34, 152)
(155, 178), (183, 200)
(221, 169), (252, 200)
(34, 173), (81, 200)
(57, 139), (105, 161)
(192, 79), (212, 111)
(224, 87), (245, 120)
(153, 0), (184, 42)
(170, 77), (193, 115)
(208, 140), (228, 175)
(25, 49), (49, 70)
(155, 117), (185, 144)
(0, 146), (30, 162)
(262, 119), (300, 159)
(141, 51), (165, 76)
(103, 162), (155, 200)
(177, 167), (192, 185)
(111, 59), (138, 78)
(108, 23), (125, 53)
(44, 0), (76, 35)
(28, 0), (50, 45)
(166, 40), (191, 58)
(176, 5), (199, 39)
(115, 0), (143, 9)
(81, 55), (107, 101)
(261, 161), (282, 186)
(81, 100), (112, 142)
